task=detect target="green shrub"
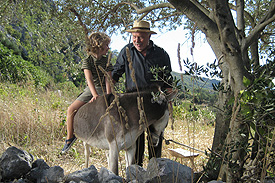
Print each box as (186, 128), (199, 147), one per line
(6, 25), (22, 40)
(0, 42), (53, 87)
(173, 100), (216, 125)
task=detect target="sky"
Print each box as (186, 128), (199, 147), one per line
(109, 25), (216, 73)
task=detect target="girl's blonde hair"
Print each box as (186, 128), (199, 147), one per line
(86, 32), (111, 55)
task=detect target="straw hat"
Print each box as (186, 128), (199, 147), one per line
(126, 20), (157, 34)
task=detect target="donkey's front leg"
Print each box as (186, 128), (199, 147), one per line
(125, 144), (136, 167)
(108, 142), (119, 175)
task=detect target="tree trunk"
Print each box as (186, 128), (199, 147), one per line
(168, 0), (248, 181)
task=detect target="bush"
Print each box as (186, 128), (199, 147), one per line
(173, 100), (216, 126)
(0, 42), (53, 87)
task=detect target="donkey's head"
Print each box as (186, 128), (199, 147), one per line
(148, 88), (178, 147)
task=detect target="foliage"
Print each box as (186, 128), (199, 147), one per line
(238, 59), (275, 181)
(54, 0), (183, 35)
(0, 0), (86, 86)
(202, 57), (275, 182)
(244, 0), (275, 60)
(177, 58), (219, 106)
(173, 100), (216, 126)
(0, 0), (218, 97)
(0, 41), (53, 87)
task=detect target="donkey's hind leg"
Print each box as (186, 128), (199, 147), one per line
(125, 144), (136, 167)
(84, 142), (91, 168)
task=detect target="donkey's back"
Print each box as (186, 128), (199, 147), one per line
(74, 94), (115, 149)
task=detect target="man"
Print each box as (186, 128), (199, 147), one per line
(112, 20), (173, 166)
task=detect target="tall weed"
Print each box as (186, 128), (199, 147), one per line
(0, 82), (81, 163)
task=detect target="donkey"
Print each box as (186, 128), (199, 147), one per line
(73, 87), (177, 175)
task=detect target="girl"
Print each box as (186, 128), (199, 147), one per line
(61, 32), (113, 154)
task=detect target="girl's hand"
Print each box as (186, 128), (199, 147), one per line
(89, 95), (99, 103)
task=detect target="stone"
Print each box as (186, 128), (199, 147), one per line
(146, 158), (192, 183)
(65, 165), (99, 183)
(126, 164), (148, 182)
(39, 166), (64, 183)
(0, 146), (33, 181)
(26, 159), (50, 182)
(98, 167), (123, 183)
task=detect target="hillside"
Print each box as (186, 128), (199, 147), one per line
(0, 1), (219, 104)
(172, 71), (220, 91)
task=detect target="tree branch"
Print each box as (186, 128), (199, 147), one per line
(190, 0), (210, 17)
(106, 2), (175, 14)
(102, 2), (176, 29)
(244, 1), (275, 50)
(168, 0), (218, 36)
(69, 7), (89, 44)
(236, 0), (245, 31)
(229, 3), (255, 27)
(168, 0), (224, 67)
(135, 3), (175, 14)
(151, 12), (182, 23)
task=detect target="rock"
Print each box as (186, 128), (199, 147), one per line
(0, 146), (33, 181)
(40, 166), (64, 183)
(65, 165), (99, 183)
(146, 158), (192, 183)
(126, 164), (148, 182)
(25, 159), (64, 183)
(0, 146), (218, 183)
(26, 159), (50, 182)
(98, 167), (123, 183)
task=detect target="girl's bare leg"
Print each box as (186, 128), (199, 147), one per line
(66, 100), (86, 140)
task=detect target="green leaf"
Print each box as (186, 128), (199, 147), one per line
(243, 76), (251, 87)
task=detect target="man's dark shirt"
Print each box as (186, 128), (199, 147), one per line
(112, 40), (173, 90)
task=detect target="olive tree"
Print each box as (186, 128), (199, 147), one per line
(165, 1), (275, 181)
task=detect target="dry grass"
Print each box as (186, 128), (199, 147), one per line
(162, 118), (214, 172)
(0, 82), (214, 177)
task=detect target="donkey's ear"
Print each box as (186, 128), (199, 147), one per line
(166, 88), (178, 101)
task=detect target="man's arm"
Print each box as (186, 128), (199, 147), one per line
(112, 47), (127, 82)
